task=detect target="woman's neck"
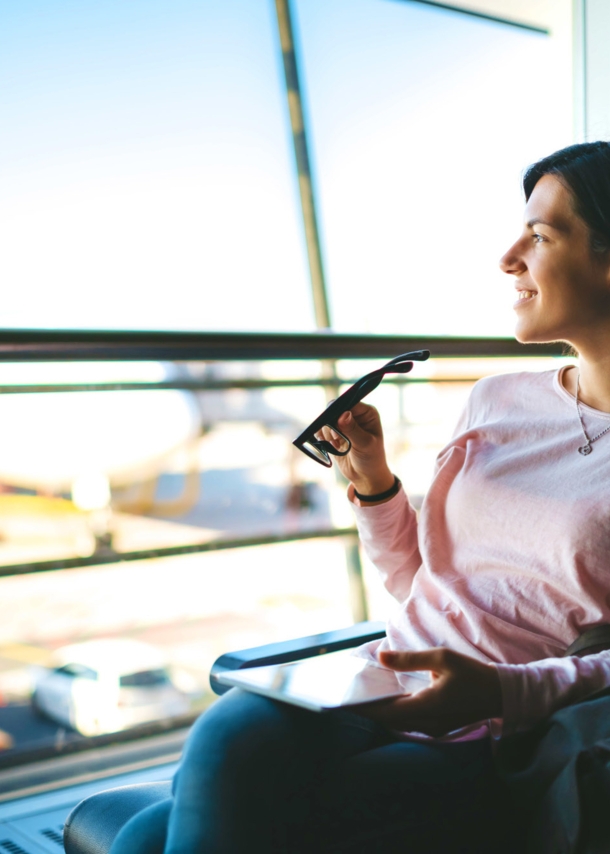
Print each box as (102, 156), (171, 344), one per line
(566, 357), (610, 413)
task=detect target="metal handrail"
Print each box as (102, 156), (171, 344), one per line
(0, 333), (568, 584)
(0, 376), (492, 395)
(0, 527), (359, 579)
(0, 330), (565, 361)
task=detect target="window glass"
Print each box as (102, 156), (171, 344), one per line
(120, 669), (171, 688)
(293, 0), (570, 336)
(0, 1), (312, 331)
(0, 0), (576, 764)
(0, 353), (571, 762)
(54, 663), (98, 681)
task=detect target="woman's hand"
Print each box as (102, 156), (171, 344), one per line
(352, 648), (503, 738)
(318, 402), (394, 496)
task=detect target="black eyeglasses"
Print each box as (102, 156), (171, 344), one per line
(293, 350), (430, 467)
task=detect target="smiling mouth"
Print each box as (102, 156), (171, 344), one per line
(517, 290), (536, 300)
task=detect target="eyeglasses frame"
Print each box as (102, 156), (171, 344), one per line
(292, 349), (430, 467)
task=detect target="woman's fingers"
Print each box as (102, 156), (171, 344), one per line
(337, 403), (383, 437)
(316, 404), (381, 452)
(350, 680), (461, 735)
(334, 411), (372, 447)
(355, 688), (445, 731)
(378, 648), (457, 675)
(358, 647), (504, 735)
(316, 424), (345, 450)
(312, 402), (390, 487)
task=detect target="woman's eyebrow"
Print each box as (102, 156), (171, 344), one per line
(526, 216), (567, 231)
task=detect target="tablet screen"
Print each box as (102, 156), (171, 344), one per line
(216, 649), (430, 712)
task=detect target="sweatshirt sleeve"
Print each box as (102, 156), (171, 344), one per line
(349, 486), (422, 603)
(346, 385), (477, 603)
(496, 651), (610, 735)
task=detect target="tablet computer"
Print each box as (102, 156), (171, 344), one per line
(215, 649), (430, 712)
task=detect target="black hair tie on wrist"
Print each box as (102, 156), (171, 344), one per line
(353, 475), (401, 502)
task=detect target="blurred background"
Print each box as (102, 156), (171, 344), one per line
(0, 0), (596, 758)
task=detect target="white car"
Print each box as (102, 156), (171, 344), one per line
(32, 638), (189, 736)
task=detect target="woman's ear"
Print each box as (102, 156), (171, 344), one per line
(602, 249), (610, 291)
(591, 235), (609, 255)
(591, 236), (610, 290)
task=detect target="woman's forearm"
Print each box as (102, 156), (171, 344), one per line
(351, 485), (422, 602)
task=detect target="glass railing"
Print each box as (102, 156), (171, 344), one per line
(0, 332), (569, 766)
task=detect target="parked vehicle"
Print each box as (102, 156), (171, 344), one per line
(32, 639), (189, 736)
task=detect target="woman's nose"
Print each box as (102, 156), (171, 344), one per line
(499, 240), (525, 275)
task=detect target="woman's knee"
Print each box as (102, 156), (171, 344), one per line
(177, 689), (303, 785)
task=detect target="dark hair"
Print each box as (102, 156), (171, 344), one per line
(523, 141), (610, 253)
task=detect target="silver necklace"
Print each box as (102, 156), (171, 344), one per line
(576, 374), (610, 455)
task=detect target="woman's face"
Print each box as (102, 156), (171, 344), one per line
(499, 173), (610, 348)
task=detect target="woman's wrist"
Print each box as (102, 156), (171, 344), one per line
(350, 471), (400, 506)
(350, 470), (396, 498)
(353, 475), (401, 503)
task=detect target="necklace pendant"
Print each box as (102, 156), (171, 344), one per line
(579, 443), (593, 456)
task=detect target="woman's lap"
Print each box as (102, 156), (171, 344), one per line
(110, 688), (516, 854)
(303, 738), (515, 853)
(166, 688), (391, 852)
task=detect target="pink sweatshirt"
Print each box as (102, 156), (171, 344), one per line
(353, 367), (610, 736)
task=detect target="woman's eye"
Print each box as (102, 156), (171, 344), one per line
(532, 232), (546, 244)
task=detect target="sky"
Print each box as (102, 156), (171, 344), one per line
(0, 0), (572, 335)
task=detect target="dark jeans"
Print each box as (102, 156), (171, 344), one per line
(110, 689), (518, 853)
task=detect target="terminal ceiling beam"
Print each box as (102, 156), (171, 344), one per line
(395, 0), (549, 34)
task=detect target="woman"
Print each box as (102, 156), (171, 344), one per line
(111, 141), (610, 853)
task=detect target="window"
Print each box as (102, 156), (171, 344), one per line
(119, 669), (171, 688)
(293, 0), (569, 336)
(0, 1), (571, 764)
(0, 1), (312, 331)
(53, 664), (98, 681)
